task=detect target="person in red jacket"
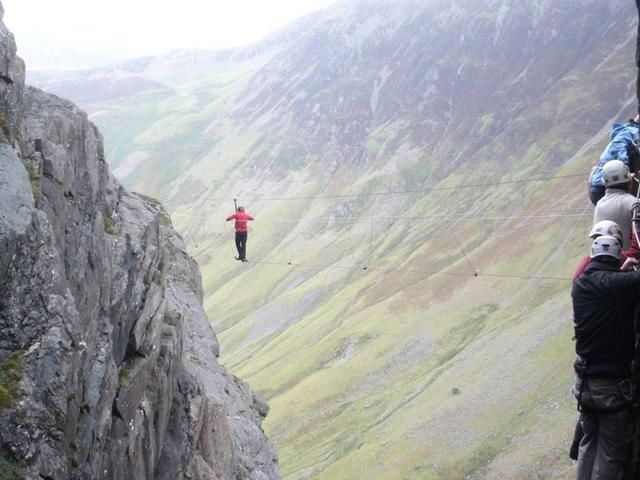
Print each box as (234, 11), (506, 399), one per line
(226, 206), (254, 262)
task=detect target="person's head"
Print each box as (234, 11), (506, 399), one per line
(238, 206), (245, 212)
(590, 235), (622, 260)
(602, 160), (631, 188)
(589, 220), (623, 244)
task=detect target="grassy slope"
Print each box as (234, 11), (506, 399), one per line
(81, 11), (637, 480)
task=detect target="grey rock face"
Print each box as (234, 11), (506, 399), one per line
(0, 3), (25, 143)
(0, 2), (280, 479)
(0, 143), (33, 283)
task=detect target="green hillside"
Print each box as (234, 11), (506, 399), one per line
(35, 0), (640, 477)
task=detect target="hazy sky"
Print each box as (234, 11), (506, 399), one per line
(2, 0), (339, 68)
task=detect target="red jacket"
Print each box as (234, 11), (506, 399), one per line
(226, 211), (254, 232)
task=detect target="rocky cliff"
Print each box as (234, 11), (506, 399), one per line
(0, 3), (279, 479)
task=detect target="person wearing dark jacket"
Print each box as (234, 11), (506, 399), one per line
(572, 235), (640, 479)
(225, 206), (254, 262)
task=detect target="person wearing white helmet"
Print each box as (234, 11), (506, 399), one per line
(588, 120), (640, 205)
(571, 235), (640, 479)
(572, 220), (625, 282)
(588, 220), (624, 240)
(593, 160), (637, 250)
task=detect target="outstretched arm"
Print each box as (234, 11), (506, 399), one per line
(226, 214), (235, 221)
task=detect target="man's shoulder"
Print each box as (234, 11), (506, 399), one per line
(584, 260), (622, 274)
(600, 190), (636, 205)
(585, 262), (640, 288)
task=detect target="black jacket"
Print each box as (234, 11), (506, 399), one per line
(572, 259), (640, 367)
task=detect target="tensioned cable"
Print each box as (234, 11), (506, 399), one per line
(272, 212), (592, 223)
(222, 219), (238, 259)
(218, 173), (586, 202)
(452, 227), (479, 275)
(268, 205), (593, 224)
(247, 209), (587, 279)
(248, 259), (572, 281)
(219, 172), (588, 280)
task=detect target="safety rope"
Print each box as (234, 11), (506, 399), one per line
(222, 219), (238, 259)
(224, 170), (590, 279)
(272, 211), (592, 224)
(248, 259), (571, 281)
(224, 173), (586, 203)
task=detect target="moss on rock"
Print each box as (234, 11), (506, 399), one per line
(0, 352), (23, 410)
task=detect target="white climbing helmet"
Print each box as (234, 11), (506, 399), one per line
(590, 235), (622, 259)
(589, 220), (623, 243)
(602, 160), (631, 187)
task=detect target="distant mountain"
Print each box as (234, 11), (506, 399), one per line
(17, 36), (146, 71)
(28, 68), (172, 104)
(30, 0), (639, 478)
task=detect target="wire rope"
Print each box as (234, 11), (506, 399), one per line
(222, 219), (238, 259)
(271, 211), (592, 224)
(223, 171), (591, 281)
(221, 173), (586, 203)
(249, 259), (571, 281)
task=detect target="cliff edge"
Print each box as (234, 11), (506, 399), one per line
(0, 3), (280, 479)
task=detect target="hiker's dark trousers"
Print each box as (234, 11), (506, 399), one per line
(235, 231), (248, 260)
(577, 408), (631, 480)
(573, 376), (632, 480)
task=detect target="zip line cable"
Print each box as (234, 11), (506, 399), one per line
(453, 228), (479, 276)
(222, 220), (238, 259)
(229, 206), (589, 281)
(219, 172), (592, 282)
(248, 259), (572, 281)
(220, 172), (586, 203)
(272, 211), (592, 225)
(362, 220), (374, 269)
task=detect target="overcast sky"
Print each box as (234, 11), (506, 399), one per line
(2, 0), (339, 69)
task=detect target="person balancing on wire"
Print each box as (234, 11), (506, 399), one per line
(226, 203), (254, 262)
